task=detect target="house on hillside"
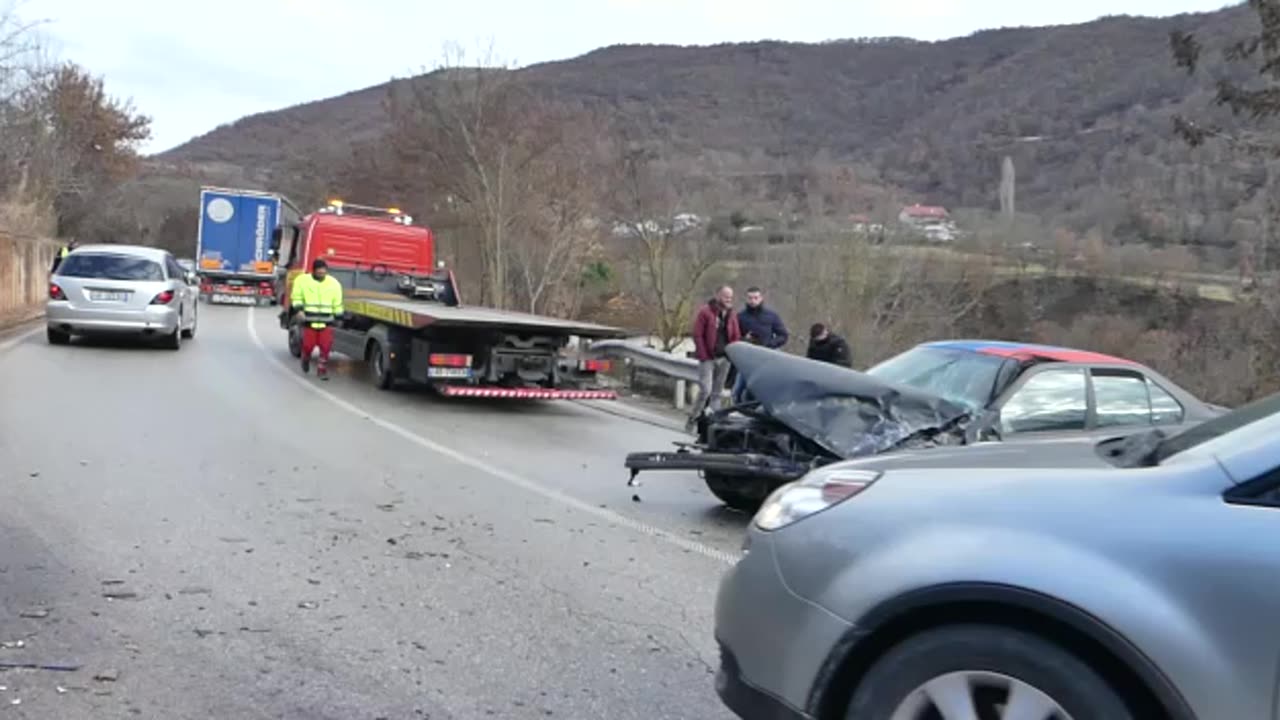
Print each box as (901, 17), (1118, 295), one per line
(898, 204), (957, 242)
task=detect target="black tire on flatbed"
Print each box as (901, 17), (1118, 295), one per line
(367, 339), (394, 390)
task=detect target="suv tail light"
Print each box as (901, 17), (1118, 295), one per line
(49, 283), (67, 300)
(755, 468), (881, 531)
(150, 290), (175, 305)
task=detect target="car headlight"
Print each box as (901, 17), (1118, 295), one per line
(754, 467), (881, 531)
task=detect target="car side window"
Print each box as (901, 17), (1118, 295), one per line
(1092, 371), (1152, 428)
(165, 256), (184, 280)
(999, 368), (1087, 434)
(1148, 381), (1185, 425)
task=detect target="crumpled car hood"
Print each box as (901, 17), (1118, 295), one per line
(727, 342), (972, 458)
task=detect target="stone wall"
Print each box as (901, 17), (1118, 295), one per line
(0, 232), (60, 329)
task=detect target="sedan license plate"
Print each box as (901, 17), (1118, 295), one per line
(427, 367), (472, 379)
(89, 290), (129, 302)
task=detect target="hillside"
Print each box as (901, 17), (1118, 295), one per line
(146, 4), (1271, 258)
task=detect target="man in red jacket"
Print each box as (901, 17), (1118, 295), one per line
(688, 285), (740, 430)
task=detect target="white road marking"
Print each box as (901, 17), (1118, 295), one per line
(246, 308), (741, 566)
(0, 326), (42, 356)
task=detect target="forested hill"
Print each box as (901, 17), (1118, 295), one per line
(156, 4), (1267, 253)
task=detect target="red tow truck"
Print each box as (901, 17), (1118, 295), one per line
(275, 199), (624, 398)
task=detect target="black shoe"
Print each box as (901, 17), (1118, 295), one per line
(301, 355), (310, 374)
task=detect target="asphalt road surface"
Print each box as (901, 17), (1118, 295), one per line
(0, 306), (746, 719)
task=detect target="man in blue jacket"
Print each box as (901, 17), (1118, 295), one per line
(731, 286), (789, 403)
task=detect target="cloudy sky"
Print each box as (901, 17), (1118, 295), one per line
(18, 0), (1234, 154)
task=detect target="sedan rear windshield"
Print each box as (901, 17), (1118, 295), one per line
(58, 253), (164, 281)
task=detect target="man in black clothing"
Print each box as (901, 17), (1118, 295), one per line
(806, 323), (852, 368)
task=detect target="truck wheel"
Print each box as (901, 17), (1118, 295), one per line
(704, 472), (773, 513)
(367, 340), (394, 390)
(287, 325), (302, 358)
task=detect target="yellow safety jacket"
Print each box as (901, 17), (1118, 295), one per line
(60, 247), (70, 258)
(291, 274), (344, 329)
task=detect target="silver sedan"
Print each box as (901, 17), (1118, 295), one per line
(47, 244), (199, 349)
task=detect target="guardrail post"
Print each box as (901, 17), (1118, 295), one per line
(674, 379), (686, 410)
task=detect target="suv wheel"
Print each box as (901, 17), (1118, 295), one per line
(47, 327), (70, 345)
(846, 624), (1132, 720)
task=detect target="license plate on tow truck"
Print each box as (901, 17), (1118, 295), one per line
(210, 293), (258, 305)
(427, 367), (472, 379)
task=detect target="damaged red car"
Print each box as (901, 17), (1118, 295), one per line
(624, 339), (1221, 511)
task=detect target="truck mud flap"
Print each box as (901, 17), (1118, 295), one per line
(438, 385), (617, 400)
(623, 451), (808, 486)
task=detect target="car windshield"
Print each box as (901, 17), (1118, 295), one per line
(866, 345), (1005, 411)
(58, 253), (164, 281)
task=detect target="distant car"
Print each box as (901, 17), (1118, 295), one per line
(176, 257), (196, 274)
(625, 339), (1220, 510)
(714, 391), (1280, 720)
(46, 244), (200, 349)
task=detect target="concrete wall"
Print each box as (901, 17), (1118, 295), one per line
(0, 232), (60, 328)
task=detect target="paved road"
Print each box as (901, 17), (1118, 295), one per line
(0, 306), (745, 719)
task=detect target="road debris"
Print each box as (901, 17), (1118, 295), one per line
(101, 579), (125, 586)
(93, 670), (119, 683)
(297, 601), (319, 610)
(178, 586), (212, 595)
(0, 640), (25, 649)
(19, 609), (49, 619)
(103, 591), (140, 600)
(0, 662), (80, 672)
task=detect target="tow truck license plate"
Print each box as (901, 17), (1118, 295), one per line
(89, 290), (129, 302)
(211, 293), (257, 305)
(427, 367), (472, 379)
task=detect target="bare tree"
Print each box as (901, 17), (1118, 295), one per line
(386, 45), (562, 309)
(607, 139), (729, 351)
(508, 113), (609, 314)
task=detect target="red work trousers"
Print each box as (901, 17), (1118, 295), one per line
(302, 326), (335, 371)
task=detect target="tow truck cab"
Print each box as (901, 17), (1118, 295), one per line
(273, 200), (621, 397)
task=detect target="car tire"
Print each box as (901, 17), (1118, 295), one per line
(161, 321), (182, 351)
(287, 324), (302, 358)
(844, 624), (1133, 720)
(46, 327), (70, 345)
(181, 305), (197, 339)
(367, 340), (393, 390)
(704, 472), (773, 513)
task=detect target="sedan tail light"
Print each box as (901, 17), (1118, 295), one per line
(150, 290), (175, 305)
(755, 468), (881, 531)
(49, 283), (67, 300)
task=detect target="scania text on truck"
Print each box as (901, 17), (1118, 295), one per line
(196, 186), (301, 306)
(274, 199), (625, 399)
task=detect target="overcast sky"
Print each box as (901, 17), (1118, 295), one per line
(18, 0), (1235, 154)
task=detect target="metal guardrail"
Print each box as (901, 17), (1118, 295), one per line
(586, 340), (700, 383)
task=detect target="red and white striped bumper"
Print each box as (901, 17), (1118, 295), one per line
(439, 386), (617, 400)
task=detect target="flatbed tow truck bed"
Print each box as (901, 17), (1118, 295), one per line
(345, 297), (624, 337)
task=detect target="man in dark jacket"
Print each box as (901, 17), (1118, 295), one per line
(807, 323), (853, 368)
(732, 286), (789, 402)
(688, 285), (740, 429)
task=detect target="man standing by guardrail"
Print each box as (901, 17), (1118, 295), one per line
(688, 285), (740, 431)
(732, 286), (789, 402)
